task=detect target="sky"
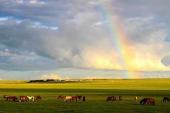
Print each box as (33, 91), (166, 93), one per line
(0, 0), (170, 79)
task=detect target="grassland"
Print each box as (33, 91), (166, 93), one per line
(0, 79), (169, 113)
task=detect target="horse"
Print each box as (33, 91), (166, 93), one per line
(71, 96), (78, 102)
(106, 96), (117, 102)
(27, 96), (35, 102)
(19, 96), (29, 102)
(19, 96), (41, 102)
(35, 95), (42, 101)
(163, 97), (170, 103)
(82, 96), (86, 102)
(63, 96), (79, 102)
(57, 95), (66, 100)
(57, 95), (84, 102)
(140, 98), (155, 105)
(118, 96), (122, 101)
(76, 96), (82, 101)
(3, 95), (18, 102)
(64, 96), (73, 102)
(72, 96), (86, 102)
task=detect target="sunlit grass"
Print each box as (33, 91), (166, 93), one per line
(0, 79), (169, 90)
(0, 79), (169, 113)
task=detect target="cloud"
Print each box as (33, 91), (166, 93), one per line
(124, 16), (167, 43)
(161, 56), (170, 67)
(0, 9), (115, 70)
(122, 16), (170, 70)
(83, 76), (112, 79)
(40, 73), (61, 80)
(0, 50), (58, 71)
(0, 17), (8, 21)
(0, 0), (170, 71)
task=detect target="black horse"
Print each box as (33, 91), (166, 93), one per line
(106, 96), (117, 102)
(140, 98), (155, 105)
(163, 97), (170, 103)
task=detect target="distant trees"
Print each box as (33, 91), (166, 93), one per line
(27, 79), (81, 83)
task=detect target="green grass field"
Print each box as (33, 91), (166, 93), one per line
(0, 79), (170, 113)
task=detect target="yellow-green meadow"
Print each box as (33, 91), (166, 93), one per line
(0, 79), (169, 113)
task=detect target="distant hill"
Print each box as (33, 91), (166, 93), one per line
(27, 79), (82, 83)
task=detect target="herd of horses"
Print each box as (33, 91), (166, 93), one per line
(2, 95), (85, 103)
(2, 95), (170, 105)
(106, 96), (170, 105)
(3, 95), (42, 102)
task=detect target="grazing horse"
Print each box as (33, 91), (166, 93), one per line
(27, 96), (35, 102)
(3, 95), (18, 102)
(64, 96), (73, 102)
(71, 96), (78, 102)
(106, 96), (117, 102)
(57, 95), (84, 102)
(63, 96), (79, 102)
(35, 95), (42, 101)
(72, 96), (86, 102)
(163, 97), (170, 103)
(118, 96), (122, 101)
(82, 96), (86, 102)
(76, 96), (82, 101)
(19, 96), (41, 102)
(57, 95), (66, 100)
(140, 98), (155, 105)
(19, 96), (29, 102)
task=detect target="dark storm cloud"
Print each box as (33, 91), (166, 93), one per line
(0, 53), (58, 71)
(0, 19), (79, 70)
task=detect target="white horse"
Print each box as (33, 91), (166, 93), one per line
(27, 96), (35, 102)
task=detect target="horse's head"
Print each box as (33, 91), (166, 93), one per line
(36, 96), (42, 100)
(3, 95), (8, 98)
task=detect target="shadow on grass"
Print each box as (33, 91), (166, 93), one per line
(0, 89), (169, 96)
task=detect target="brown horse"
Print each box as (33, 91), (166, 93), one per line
(35, 95), (42, 101)
(106, 96), (117, 102)
(140, 98), (155, 105)
(118, 96), (122, 101)
(62, 96), (79, 102)
(76, 95), (86, 102)
(19, 96), (29, 102)
(57, 95), (66, 100)
(3, 95), (18, 102)
(57, 95), (84, 102)
(76, 96), (82, 101)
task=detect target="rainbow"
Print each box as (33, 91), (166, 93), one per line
(94, 1), (139, 78)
